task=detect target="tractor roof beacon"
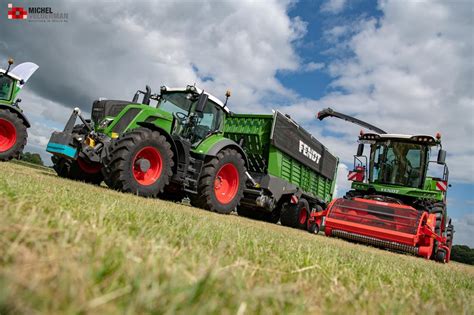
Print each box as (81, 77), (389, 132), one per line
(309, 108), (454, 263)
(0, 58), (39, 161)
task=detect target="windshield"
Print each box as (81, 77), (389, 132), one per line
(369, 141), (427, 188)
(0, 75), (13, 101)
(158, 92), (195, 115)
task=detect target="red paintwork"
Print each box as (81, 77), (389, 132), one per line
(0, 118), (17, 152)
(308, 197), (451, 261)
(77, 157), (102, 174)
(348, 166), (365, 182)
(132, 146), (163, 186)
(299, 206), (308, 225)
(214, 163), (239, 204)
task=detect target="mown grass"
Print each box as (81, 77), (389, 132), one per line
(0, 163), (473, 314)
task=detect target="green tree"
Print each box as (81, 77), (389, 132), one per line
(19, 152), (44, 166)
(450, 245), (474, 265)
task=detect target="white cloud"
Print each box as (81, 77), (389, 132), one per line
(293, 0), (474, 183)
(320, 0), (348, 14)
(334, 163), (351, 197)
(302, 61), (325, 72)
(452, 213), (474, 247)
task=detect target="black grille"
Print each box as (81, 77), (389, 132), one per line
(91, 100), (132, 124)
(111, 108), (141, 133)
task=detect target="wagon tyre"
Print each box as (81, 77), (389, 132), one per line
(0, 110), (27, 161)
(280, 199), (310, 230)
(104, 128), (173, 197)
(190, 149), (245, 214)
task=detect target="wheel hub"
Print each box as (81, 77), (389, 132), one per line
(135, 158), (151, 172)
(213, 163), (239, 205)
(0, 118), (17, 153)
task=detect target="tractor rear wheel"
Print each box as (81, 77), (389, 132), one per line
(0, 110), (27, 161)
(190, 149), (245, 214)
(104, 128), (173, 197)
(280, 199), (310, 230)
(51, 155), (104, 185)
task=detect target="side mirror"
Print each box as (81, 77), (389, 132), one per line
(356, 143), (364, 156)
(195, 92), (208, 113)
(132, 91), (139, 103)
(437, 149), (446, 165)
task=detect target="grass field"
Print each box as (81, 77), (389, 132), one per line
(1, 162), (473, 314)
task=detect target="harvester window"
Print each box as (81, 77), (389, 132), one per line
(370, 142), (426, 188)
(0, 75), (13, 101)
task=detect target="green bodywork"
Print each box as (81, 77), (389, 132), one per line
(94, 98), (233, 157)
(351, 179), (443, 201)
(224, 113), (337, 203)
(0, 76), (21, 106)
(351, 137), (446, 204)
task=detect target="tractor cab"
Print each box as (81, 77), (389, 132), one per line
(159, 85), (229, 146)
(0, 59), (39, 104)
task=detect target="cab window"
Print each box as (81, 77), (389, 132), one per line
(0, 75), (13, 101)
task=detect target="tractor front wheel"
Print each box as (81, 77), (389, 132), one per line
(104, 128), (173, 197)
(190, 149), (245, 214)
(0, 110), (27, 161)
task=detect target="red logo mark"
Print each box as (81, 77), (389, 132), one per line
(8, 3), (28, 20)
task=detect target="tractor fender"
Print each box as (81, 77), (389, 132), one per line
(206, 139), (249, 167)
(0, 104), (31, 128)
(136, 121), (179, 171)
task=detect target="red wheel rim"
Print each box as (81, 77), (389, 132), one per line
(77, 158), (102, 174)
(132, 146), (163, 186)
(299, 207), (308, 225)
(214, 163), (239, 204)
(0, 118), (17, 152)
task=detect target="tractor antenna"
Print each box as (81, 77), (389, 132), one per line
(224, 90), (231, 107)
(5, 58), (14, 74)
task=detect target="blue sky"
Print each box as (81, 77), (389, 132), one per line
(2, 0), (472, 245)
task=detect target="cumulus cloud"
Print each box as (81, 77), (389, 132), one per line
(0, 0), (306, 162)
(452, 212), (474, 247)
(320, 0), (348, 14)
(291, 0), (474, 183)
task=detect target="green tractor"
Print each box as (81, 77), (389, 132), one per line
(47, 85), (247, 213)
(313, 108), (454, 262)
(0, 58), (39, 161)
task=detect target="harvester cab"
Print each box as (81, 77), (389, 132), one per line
(311, 108), (454, 263)
(0, 58), (38, 161)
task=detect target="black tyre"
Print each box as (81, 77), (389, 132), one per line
(158, 183), (185, 203)
(280, 198), (310, 230)
(237, 206), (281, 223)
(51, 155), (104, 185)
(429, 204), (445, 260)
(446, 223), (454, 248)
(104, 128), (173, 197)
(435, 249), (447, 263)
(190, 148), (245, 214)
(0, 109), (27, 161)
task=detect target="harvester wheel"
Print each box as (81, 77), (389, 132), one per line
(435, 249), (447, 263)
(0, 110), (27, 161)
(429, 204), (445, 260)
(190, 148), (245, 214)
(280, 199), (309, 230)
(51, 155), (104, 185)
(104, 128), (173, 197)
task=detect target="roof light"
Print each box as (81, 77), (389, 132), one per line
(360, 129), (364, 136)
(436, 132), (441, 140)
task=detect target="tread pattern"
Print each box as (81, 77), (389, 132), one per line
(0, 109), (28, 161)
(190, 149), (245, 214)
(103, 128), (173, 197)
(51, 156), (103, 185)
